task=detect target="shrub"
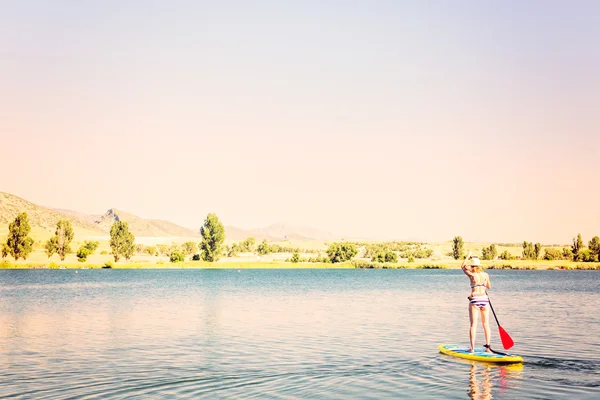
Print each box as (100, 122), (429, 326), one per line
(499, 250), (515, 260)
(326, 242), (358, 263)
(169, 250), (185, 263)
(103, 260), (114, 269)
(384, 251), (398, 263)
(77, 246), (91, 262)
(192, 254), (201, 261)
(291, 252), (300, 263)
(408, 255), (415, 263)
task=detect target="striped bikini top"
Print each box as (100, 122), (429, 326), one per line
(470, 274), (487, 289)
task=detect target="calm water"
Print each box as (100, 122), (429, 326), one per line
(0, 269), (599, 399)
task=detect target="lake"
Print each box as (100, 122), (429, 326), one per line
(0, 269), (598, 399)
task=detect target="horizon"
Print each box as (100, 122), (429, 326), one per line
(1, 1), (599, 244)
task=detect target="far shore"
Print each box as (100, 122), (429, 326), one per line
(1, 259), (599, 271)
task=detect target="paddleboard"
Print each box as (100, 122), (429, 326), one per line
(439, 344), (523, 364)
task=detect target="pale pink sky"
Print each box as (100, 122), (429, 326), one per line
(1, 1), (599, 243)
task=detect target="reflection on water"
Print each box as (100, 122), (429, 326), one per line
(0, 269), (598, 399)
(467, 362), (523, 400)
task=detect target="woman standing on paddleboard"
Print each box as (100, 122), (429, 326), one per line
(461, 251), (492, 353)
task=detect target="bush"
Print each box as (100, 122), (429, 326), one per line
(103, 260), (114, 269)
(49, 262), (59, 269)
(192, 254), (201, 261)
(77, 246), (91, 262)
(291, 252), (300, 263)
(408, 255), (415, 263)
(326, 242), (358, 263)
(499, 250), (515, 260)
(169, 250), (185, 263)
(543, 248), (565, 261)
(384, 251), (398, 263)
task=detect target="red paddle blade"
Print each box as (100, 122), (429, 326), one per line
(499, 326), (515, 350)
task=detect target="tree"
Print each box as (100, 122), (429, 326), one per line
(291, 252), (300, 263)
(326, 242), (358, 263)
(145, 246), (157, 256)
(543, 248), (564, 261)
(257, 239), (271, 255)
(199, 213), (225, 262)
(481, 244), (498, 260)
(572, 233), (583, 260)
(534, 243), (542, 260)
(452, 236), (464, 260)
(5, 212), (34, 260)
(109, 221), (135, 262)
(499, 250), (515, 260)
(77, 246), (91, 262)
(522, 241), (536, 260)
(44, 220), (75, 261)
(241, 237), (256, 252)
(384, 251), (398, 263)
(170, 250), (185, 263)
(588, 236), (600, 262)
(1, 243), (9, 259)
(182, 241), (197, 257)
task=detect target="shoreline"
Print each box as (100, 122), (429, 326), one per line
(1, 260), (599, 270)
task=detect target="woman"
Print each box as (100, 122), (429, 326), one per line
(461, 251), (492, 353)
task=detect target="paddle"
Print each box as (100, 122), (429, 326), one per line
(486, 257), (514, 350)
(486, 293), (514, 349)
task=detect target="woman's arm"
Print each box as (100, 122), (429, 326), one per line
(461, 251), (473, 276)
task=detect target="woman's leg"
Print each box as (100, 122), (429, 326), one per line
(469, 304), (478, 352)
(480, 306), (491, 351)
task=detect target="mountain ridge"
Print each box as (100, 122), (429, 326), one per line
(0, 191), (339, 242)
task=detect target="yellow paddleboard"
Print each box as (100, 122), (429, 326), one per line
(439, 344), (523, 364)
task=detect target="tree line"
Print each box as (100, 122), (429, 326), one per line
(451, 234), (600, 262)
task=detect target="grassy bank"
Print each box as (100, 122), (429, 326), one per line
(1, 259), (599, 270)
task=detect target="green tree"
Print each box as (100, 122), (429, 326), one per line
(326, 242), (358, 263)
(257, 239), (271, 255)
(522, 241), (536, 260)
(44, 220), (75, 261)
(5, 212), (34, 260)
(481, 244), (498, 260)
(240, 237), (256, 253)
(227, 242), (240, 257)
(145, 246), (157, 256)
(499, 250), (515, 260)
(109, 221), (135, 262)
(170, 250), (185, 263)
(572, 233), (583, 260)
(199, 213), (225, 262)
(291, 252), (300, 263)
(589, 236), (600, 262)
(384, 251), (398, 263)
(182, 241), (197, 256)
(452, 236), (464, 260)
(534, 243), (542, 260)
(77, 246), (91, 262)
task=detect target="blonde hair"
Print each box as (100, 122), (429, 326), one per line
(471, 266), (483, 273)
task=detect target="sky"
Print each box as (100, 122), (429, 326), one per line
(1, 1), (599, 243)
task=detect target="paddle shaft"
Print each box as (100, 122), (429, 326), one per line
(486, 291), (501, 327)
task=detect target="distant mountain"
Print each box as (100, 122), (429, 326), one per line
(1, 191), (338, 243)
(249, 223), (339, 241)
(0, 192), (104, 235)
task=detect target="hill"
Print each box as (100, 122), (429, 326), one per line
(0, 192), (105, 238)
(0, 191), (337, 244)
